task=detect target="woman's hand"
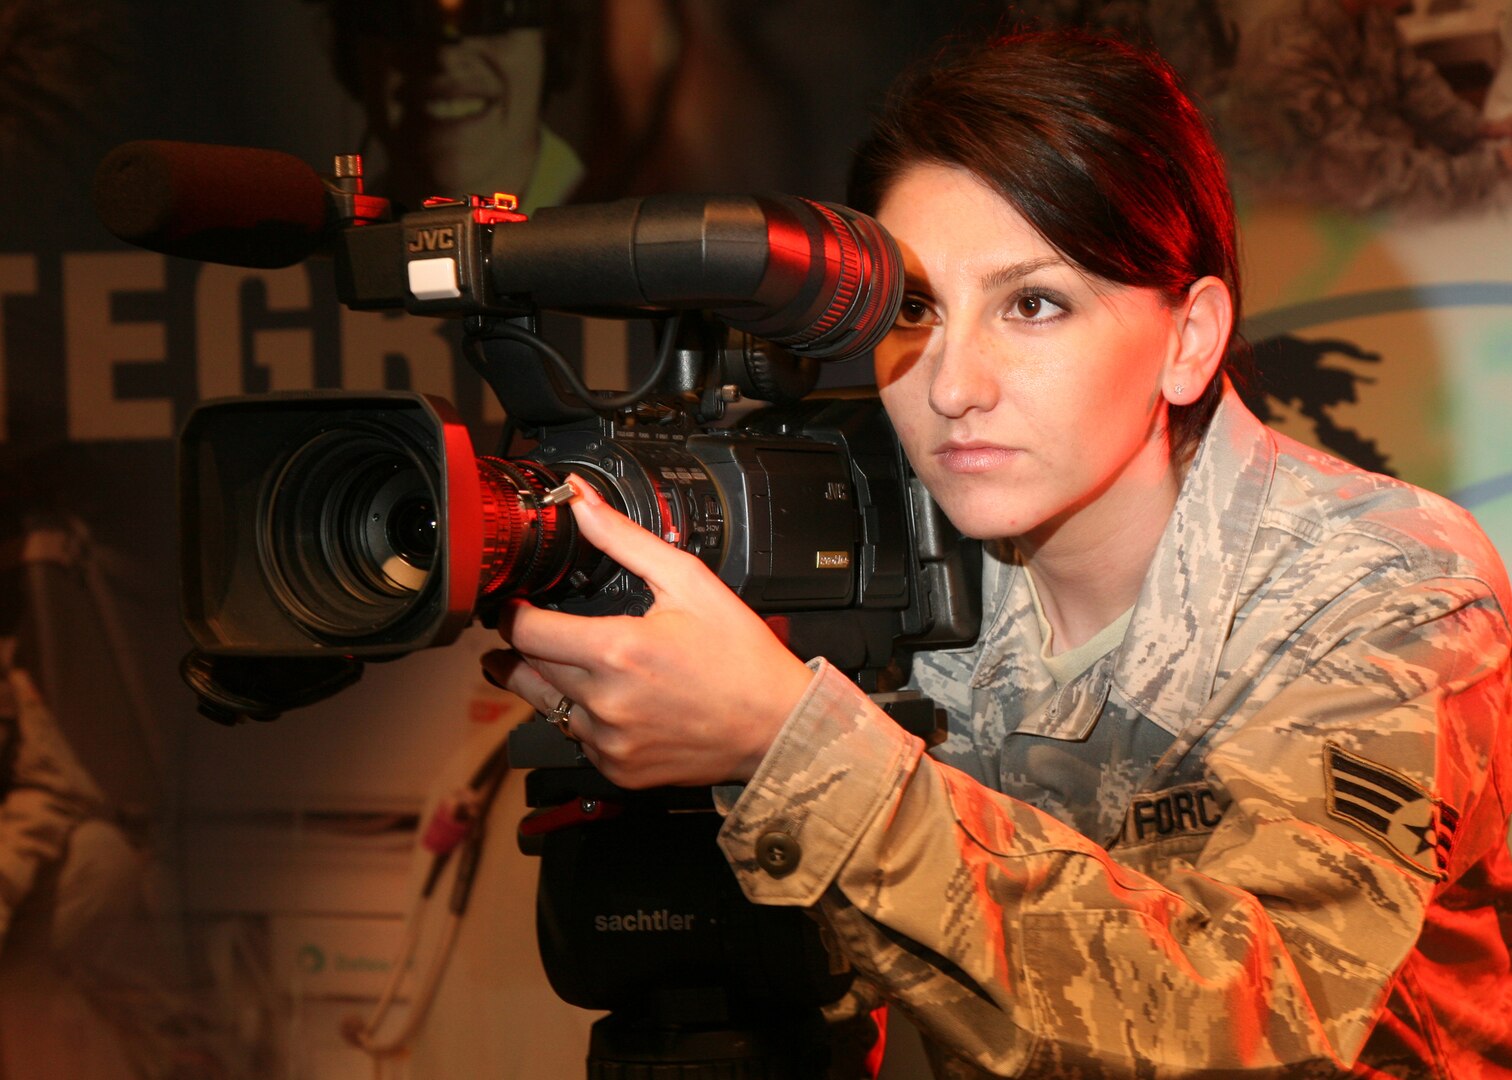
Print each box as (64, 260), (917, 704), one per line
(480, 476), (817, 788)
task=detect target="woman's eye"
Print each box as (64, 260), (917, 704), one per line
(1008, 293), (1066, 321)
(895, 296), (938, 328)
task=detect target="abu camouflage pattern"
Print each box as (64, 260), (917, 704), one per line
(718, 390), (1512, 1077)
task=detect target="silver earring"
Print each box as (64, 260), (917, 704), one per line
(1173, 383), (1185, 397)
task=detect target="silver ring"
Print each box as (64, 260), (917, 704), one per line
(545, 695), (580, 742)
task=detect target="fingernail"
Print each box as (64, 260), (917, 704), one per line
(479, 649), (507, 688)
(568, 473), (602, 506)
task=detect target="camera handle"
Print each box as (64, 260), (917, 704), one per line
(464, 313), (687, 426)
(464, 310), (821, 433)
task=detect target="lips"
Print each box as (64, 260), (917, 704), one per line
(934, 440), (1021, 474)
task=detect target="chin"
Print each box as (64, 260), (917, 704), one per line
(934, 500), (1027, 543)
(915, 475), (1021, 538)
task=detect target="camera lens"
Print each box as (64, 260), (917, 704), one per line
(259, 421), (444, 642)
(473, 456), (583, 599)
(354, 464), (435, 593)
(385, 495), (438, 566)
(255, 416), (598, 646)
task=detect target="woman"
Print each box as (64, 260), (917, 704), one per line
(483, 31), (1512, 1077)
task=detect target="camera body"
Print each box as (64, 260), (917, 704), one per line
(179, 385), (977, 677)
(176, 314), (979, 1070)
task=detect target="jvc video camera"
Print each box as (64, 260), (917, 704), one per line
(96, 140), (981, 1076)
(94, 140), (979, 719)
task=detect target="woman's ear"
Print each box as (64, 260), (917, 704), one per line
(1163, 276), (1233, 406)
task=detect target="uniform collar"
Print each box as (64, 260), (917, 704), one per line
(967, 387), (1274, 741)
(1112, 386), (1276, 735)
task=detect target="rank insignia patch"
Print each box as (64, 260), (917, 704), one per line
(1324, 742), (1456, 880)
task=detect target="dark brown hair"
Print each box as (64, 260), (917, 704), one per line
(850, 29), (1250, 459)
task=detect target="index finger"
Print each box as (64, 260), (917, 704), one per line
(566, 474), (713, 596)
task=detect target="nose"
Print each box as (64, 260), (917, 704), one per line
(927, 324), (1001, 419)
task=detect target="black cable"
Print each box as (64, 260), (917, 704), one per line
(468, 313), (684, 415)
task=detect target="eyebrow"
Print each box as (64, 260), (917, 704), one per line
(898, 255), (1070, 295)
(979, 257), (1066, 292)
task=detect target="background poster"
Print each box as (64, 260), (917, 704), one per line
(1, 1), (1509, 1076)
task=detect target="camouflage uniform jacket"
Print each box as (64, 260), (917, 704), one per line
(1224, 0), (1508, 214)
(717, 390), (1512, 1077)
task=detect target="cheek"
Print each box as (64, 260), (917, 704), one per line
(878, 382), (929, 457)
(363, 62), (402, 121)
(872, 333), (926, 393)
(877, 381), (904, 428)
(497, 33), (546, 97)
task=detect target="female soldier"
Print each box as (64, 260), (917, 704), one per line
(484, 30), (1512, 1077)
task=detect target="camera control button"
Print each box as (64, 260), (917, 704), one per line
(408, 257), (462, 300)
(755, 831), (801, 878)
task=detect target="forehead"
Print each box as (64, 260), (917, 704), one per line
(874, 162), (1175, 322)
(876, 164), (1066, 272)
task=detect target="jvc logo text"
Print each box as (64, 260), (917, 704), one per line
(408, 228), (456, 253)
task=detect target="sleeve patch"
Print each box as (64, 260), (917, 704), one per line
(1324, 742), (1454, 880)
